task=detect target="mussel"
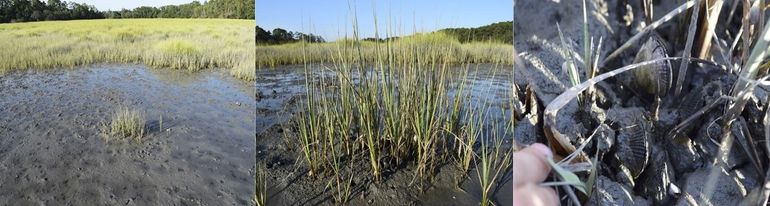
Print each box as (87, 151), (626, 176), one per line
(607, 108), (652, 178)
(635, 145), (675, 204)
(630, 34), (672, 98)
(678, 81), (722, 121)
(616, 117), (651, 178)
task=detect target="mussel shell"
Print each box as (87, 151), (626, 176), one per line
(678, 81), (722, 120)
(677, 85), (706, 120)
(632, 34), (672, 98)
(634, 145), (675, 204)
(616, 117), (651, 178)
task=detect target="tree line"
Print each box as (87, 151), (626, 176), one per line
(439, 21), (513, 44)
(0, 0), (103, 23)
(256, 25), (325, 45)
(356, 21), (513, 44)
(104, 0), (254, 19)
(0, 0), (254, 23)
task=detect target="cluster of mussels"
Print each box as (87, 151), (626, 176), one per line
(582, 33), (745, 204)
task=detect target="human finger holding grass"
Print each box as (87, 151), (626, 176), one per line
(513, 143), (559, 206)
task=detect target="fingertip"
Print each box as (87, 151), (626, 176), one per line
(513, 143), (554, 187)
(526, 143), (553, 176)
(513, 184), (559, 206)
(541, 186), (559, 206)
(529, 143), (552, 159)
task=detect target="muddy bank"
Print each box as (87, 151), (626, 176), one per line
(257, 64), (515, 205)
(0, 65), (255, 205)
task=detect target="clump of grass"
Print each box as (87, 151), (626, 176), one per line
(293, 9), (515, 206)
(477, 136), (513, 206)
(109, 108), (145, 140)
(455, 105), (479, 176)
(231, 46), (256, 81)
(255, 161), (267, 206)
(231, 60), (255, 81)
(148, 39), (206, 71)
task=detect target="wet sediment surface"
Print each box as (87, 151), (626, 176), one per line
(0, 65), (256, 205)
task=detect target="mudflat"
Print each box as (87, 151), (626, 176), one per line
(0, 65), (256, 205)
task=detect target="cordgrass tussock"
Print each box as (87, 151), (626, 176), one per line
(0, 19), (255, 80)
(291, 10), (514, 204)
(109, 108), (146, 140)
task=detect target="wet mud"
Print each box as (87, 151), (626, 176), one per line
(0, 65), (256, 205)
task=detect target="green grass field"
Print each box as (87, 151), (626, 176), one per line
(0, 19), (255, 81)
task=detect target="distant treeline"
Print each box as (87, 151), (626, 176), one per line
(256, 25), (325, 45)
(0, 0), (103, 23)
(104, 0), (254, 19)
(440, 21), (512, 44)
(0, 0), (254, 23)
(361, 21), (513, 44)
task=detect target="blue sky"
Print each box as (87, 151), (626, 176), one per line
(257, 0), (512, 41)
(68, 0), (197, 11)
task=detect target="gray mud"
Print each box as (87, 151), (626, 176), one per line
(0, 65), (256, 205)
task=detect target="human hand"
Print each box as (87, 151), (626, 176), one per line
(512, 143), (559, 206)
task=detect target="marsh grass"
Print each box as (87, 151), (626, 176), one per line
(231, 45), (257, 81)
(460, 87), (514, 206)
(276, 3), (525, 206)
(292, 10), (516, 206)
(0, 19), (255, 81)
(255, 161), (267, 206)
(477, 133), (513, 206)
(109, 108), (145, 140)
(256, 32), (512, 68)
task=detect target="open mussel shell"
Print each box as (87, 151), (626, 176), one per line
(631, 34), (672, 98)
(616, 118), (651, 178)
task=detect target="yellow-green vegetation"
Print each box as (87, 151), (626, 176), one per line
(257, 32), (512, 68)
(231, 44), (256, 81)
(0, 19), (255, 81)
(109, 108), (145, 140)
